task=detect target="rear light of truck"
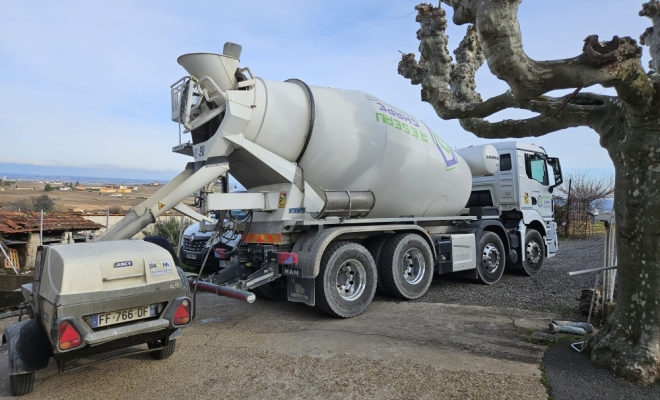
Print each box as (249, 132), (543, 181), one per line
(277, 252), (299, 265)
(215, 248), (227, 259)
(173, 299), (190, 326)
(58, 321), (81, 350)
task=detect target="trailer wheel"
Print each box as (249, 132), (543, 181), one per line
(316, 241), (377, 318)
(9, 373), (34, 396)
(148, 338), (176, 360)
(380, 233), (434, 300)
(366, 235), (392, 296)
(252, 278), (288, 300)
(513, 229), (545, 276)
(477, 232), (505, 285)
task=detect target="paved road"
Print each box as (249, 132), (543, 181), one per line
(0, 294), (550, 399)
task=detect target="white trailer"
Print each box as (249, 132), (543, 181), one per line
(98, 42), (563, 318)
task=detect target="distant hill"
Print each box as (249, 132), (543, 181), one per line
(0, 162), (245, 189)
(0, 162), (179, 182)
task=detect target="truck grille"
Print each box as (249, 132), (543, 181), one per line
(183, 238), (208, 252)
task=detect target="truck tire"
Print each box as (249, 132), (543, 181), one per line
(148, 338), (176, 360)
(252, 279), (288, 300)
(315, 241), (377, 318)
(10, 373), (34, 396)
(477, 232), (505, 285)
(513, 229), (545, 276)
(379, 233), (434, 300)
(366, 235), (392, 296)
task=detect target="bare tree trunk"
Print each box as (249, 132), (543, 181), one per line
(590, 123), (660, 382)
(399, 0), (660, 382)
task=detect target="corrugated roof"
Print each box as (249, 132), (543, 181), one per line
(0, 212), (103, 234)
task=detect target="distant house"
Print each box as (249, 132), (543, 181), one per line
(99, 188), (117, 194)
(0, 212), (103, 270)
(59, 187), (72, 191)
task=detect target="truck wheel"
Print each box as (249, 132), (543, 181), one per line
(380, 233), (434, 300)
(10, 373), (35, 396)
(477, 232), (505, 285)
(514, 229), (545, 276)
(252, 279), (287, 300)
(315, 241), (377, 318)
(148, 338), (176, 360)
(366, 235), (392, 296)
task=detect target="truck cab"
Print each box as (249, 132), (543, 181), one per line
(466, 141), (563, 270)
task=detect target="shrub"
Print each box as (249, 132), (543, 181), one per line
(141, 216), (193, 248)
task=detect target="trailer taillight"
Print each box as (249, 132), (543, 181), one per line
(173, 299), (190, 326)
(58, 321), (81, 350)
(277, 252), (299, 265)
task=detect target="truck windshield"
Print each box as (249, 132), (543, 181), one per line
(526, 155), (548, 186)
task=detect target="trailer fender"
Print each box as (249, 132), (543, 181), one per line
(2, 319), (51, 375)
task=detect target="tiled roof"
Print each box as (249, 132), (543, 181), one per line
(0, 212), (103, 234)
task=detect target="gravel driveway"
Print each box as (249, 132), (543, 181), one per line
(403, 233), (658, 400)
(401, 235), (606, 318)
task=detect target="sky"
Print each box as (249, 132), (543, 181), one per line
(0, 0), (651, 181)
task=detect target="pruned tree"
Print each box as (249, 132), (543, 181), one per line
(399, 1), (660, 382)
(556, 170), (614, 213)
(556, 170), (614, 236)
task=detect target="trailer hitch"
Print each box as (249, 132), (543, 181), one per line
(188, 278), (256, 303)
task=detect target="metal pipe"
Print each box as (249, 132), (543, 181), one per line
(40, 209), (43, 246)
(568, 265), (617, 276)
(188, 279), (256, 303)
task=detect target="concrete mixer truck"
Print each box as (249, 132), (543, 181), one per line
(97, 42), (563, 318)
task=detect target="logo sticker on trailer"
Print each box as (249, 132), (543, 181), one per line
(148, 260), (173, 277)
(113, 261), (133, 268)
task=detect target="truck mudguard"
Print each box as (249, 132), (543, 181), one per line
(2, 319), (51, 375)
(463, 220), (517, 264)
(292, 224), (436, 279)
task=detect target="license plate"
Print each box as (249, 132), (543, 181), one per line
(219, 260), (232, 268)
(185, 253), (198, 260)
(90, 305), (156, 328)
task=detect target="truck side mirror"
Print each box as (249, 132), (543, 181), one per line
(547, 157), (563, 192)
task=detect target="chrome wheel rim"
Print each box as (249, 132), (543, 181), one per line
(402, 248), (425, 285)
(482, 243), (501, 274)
(336, 259), (366, 301)
(526, 241), (542, 266)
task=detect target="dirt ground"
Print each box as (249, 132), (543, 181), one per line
(0, 181), (187, 214)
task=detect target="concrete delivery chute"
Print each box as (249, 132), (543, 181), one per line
(154, 41), (562, 318)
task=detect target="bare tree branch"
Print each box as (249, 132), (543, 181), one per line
(640, 0), (660, 72)
(440, 0), (653, 109)
(459, 115), (585, 139)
